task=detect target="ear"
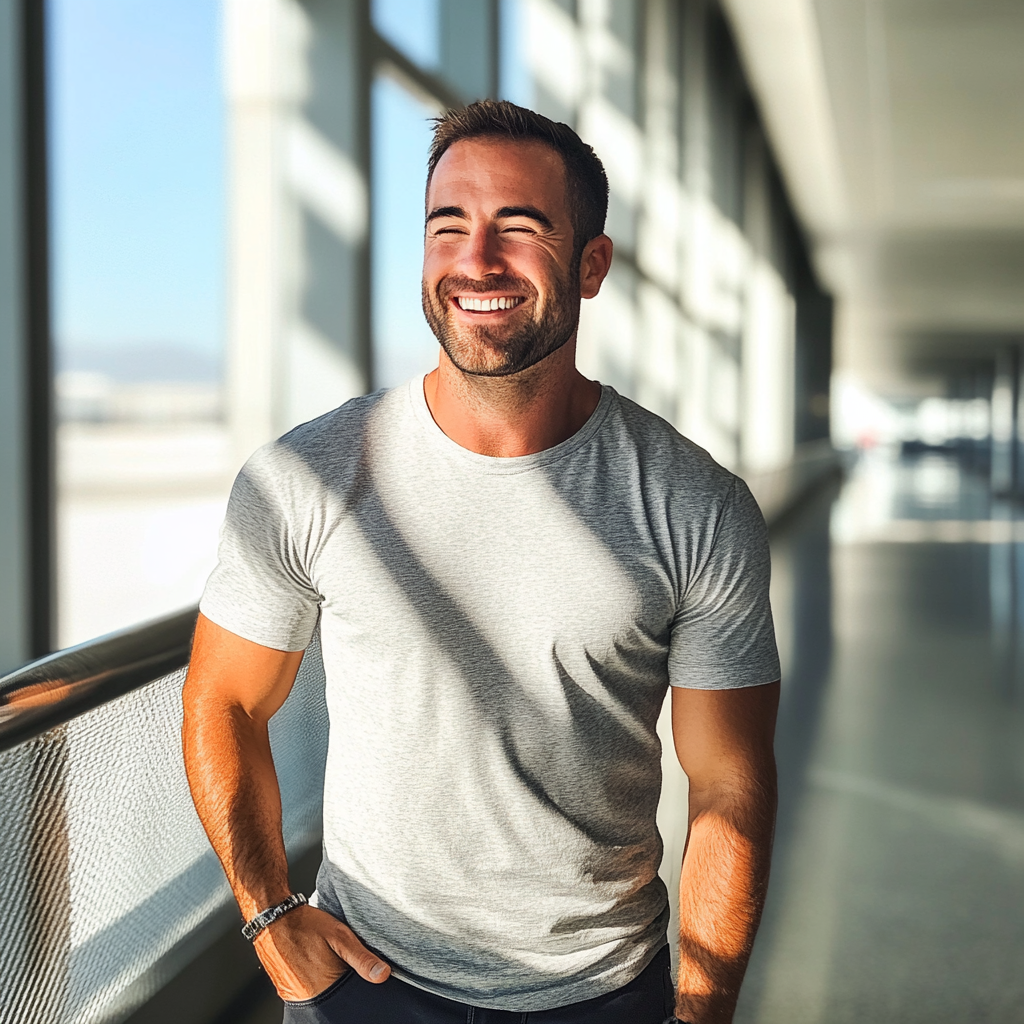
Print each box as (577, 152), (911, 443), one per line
(578, 234), (614, 299)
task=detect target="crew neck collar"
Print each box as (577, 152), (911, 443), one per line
(407, 374), (614, 474)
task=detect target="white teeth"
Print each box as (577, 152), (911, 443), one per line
(457, 295), (521, 311)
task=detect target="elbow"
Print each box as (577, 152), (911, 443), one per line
(687, 763), (778, 836)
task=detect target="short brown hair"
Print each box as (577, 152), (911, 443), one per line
(427, 100), (610, 266)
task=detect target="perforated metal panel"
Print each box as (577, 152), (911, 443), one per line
(0, 635), (329, 1024)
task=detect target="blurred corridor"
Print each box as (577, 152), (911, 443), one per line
(739, 452), (1024, 1022)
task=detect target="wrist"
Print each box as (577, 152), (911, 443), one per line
(241, 892), (308, 941)
(236, 880), (294, 922)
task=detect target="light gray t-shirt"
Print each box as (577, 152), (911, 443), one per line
(200, 378), (779, 1011)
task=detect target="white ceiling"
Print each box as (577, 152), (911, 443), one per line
(723, 0), (1024, 389)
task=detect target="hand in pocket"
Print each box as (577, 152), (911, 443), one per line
(253, 905), (390, 1002)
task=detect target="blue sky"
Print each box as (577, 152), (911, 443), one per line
(372, 0), (439, 71)
(371, 76), (441, 389)
(49, 0), (224, 357)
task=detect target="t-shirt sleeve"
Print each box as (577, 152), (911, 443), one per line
(668, 476), (781, 689)
(199, 445), (321, 652)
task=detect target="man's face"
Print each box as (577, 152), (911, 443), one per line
(422, 138), (580, 377)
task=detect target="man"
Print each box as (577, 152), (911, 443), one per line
(182, 100), (779, 1024)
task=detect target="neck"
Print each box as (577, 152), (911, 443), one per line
(423, 339), (602, 457)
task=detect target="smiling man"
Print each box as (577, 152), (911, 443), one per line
(182, 101), (780, 1024)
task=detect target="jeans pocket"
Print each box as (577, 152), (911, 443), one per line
(661, 962), (676, 1018)
(281, 970), (355, 1022)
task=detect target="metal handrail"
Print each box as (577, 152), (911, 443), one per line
(0, 606), (198, 753)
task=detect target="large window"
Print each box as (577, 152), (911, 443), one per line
(372, 0), (497, 101)
(42, 0), (822, 652)
(49, 0), (226, 646)
(372, 0), (441, 70)
(371, 75), (440, 389)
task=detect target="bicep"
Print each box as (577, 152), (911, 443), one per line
(671, 682), (780, 790)
(183, 613), (306, 724)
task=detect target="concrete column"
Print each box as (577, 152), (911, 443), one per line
(991, 347), (1017, 496)
(793, 248), (834, 446)
(0, 0), (51, 674)
(440, 0), (497, 101)
(741, 127), (795, 474)
(1013, 345), (1024, 496)
(224, 0), (371, 468)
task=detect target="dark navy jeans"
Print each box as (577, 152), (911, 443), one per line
(281, 944), (677, 1023)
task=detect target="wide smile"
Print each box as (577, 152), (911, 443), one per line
(452, 294), (526, 314)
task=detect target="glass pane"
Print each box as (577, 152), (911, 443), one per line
(48, 0), (227, 646)
(371, 76), (440, 390)
(372, 0), (441, 71)
(374, 0), (494, 102)
(500, 0), (533, 107)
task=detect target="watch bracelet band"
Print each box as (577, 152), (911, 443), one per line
(241, 892), (308, 941)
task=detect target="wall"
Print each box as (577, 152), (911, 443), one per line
(223, 0), (833, 486)
(224, 0), (371, 467)
(512, 0), (832, 483)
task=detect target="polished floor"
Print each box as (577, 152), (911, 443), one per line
(737, 450), (1024, 1023)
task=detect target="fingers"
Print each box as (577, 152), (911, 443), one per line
(327, 923), (392, 984)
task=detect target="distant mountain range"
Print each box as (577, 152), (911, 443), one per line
(57, 343), (222, 383)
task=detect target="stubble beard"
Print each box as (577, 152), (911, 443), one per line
(422, 269), (581, 378)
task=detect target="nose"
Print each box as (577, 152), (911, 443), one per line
(458, 223), (505, 280)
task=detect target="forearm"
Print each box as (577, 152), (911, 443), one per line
(182, 696), (291, 920)
(675, 776), (776, 1023)
(180, 620), (389, 998)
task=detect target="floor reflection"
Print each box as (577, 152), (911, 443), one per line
(738, 450), (1024, 1023)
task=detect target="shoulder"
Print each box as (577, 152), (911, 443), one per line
(235, 388), (394, 504)
(605, 390), (741, 507)
(278, 388), (389, 463)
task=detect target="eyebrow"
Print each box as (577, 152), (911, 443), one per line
(425, 204), (555, 230)
(495, 205), (554, 230)
(426, 205), (467, 223)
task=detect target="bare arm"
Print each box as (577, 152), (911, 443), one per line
(671, 681), (779, 1024)
(181, 613), (391, 999)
